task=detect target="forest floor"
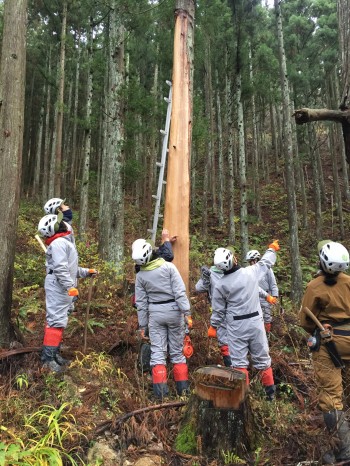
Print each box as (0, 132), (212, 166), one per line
(1, 178), (350, 466)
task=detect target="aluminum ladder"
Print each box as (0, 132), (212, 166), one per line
(148, 80), (172, 242)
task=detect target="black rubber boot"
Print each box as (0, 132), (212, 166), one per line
(323, 410), (350, 463)
(41, 345), (63, 373)
(175, 380), (190, 396)
(153, 383), (169, 400)
(265, 384), (276, 401)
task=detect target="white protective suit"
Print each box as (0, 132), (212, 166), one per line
(211, 248), (276, 370)
(44, 232), (89, 328)
(135, 258), (190, 367)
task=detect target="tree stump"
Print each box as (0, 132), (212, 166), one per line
(175, 366), (257, 461)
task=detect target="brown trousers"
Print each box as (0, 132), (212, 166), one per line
(312, 333), (350, 412)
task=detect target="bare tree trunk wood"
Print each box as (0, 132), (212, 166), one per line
(164, 0), (195, 291)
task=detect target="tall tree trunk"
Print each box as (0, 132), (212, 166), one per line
(215, 69), (224, 227)
(54, 0), (67, 196)
(333, 66), (350, 200)
(227, 73), (235, 245)
(71, 33), (81, 195)
(147, 61), (159, 224)
(42, 49), (52, 203)
(236, 71), (248, 259)
(0, 0), (27, 347)
(79, 22), (93, 237)
(328, 126), (345, 239)
(99, 4), (125, 264)
(248, 43), (261, 221)
(275, 0), (303, 304)
(164, 0), (195, 291)
(337, 0), (350, 109)
(33, 94), (45, 199)
(307, 125), (322, 239)
(204, 38), (216, 218)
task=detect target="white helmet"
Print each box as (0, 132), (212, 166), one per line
(132, 239), (153, 265)
(44, 198), (65, 215)
(38, 213), (62, 238)
(246, 250), (261, 261)
(319, 241), (350, 274)
(132, 238), (147, 251)
(214, 248), (234, 272)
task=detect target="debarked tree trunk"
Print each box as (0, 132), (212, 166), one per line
(175, 366), (257, 460)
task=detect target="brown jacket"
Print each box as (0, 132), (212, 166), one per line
(300, 272), (350, 332)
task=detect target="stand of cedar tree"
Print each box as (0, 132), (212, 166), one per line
(175, 366), (257, 460)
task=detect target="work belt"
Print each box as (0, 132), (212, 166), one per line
(48, 270), (54, 275)
(333, 329), (350, 336)
(233, 311), (259, 321)
(321, 318), (350, 327)
(149, 299), (175, 305)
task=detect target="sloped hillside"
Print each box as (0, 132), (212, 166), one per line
(1, 175), (350, 466)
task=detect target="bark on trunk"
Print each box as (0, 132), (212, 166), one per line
(275, 0), (303, 304)
(79, 23), (93, 236)
(54, 1), (67, 196)
(175, 367), (255, 460)
(0, 0), (27, 347)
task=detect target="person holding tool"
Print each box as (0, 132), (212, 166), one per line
(132, 238), (191, 399)
(300, 240), (350, 464)
(37, 212), (98, 372)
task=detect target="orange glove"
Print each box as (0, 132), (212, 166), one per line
(185, 316), (193, 329)
(208, 326), (217, 338)
(266, 295), (278, 305)
(88, 268), (98, 276)
(269, 240), (280, 251)
(68, 287), (79, 297)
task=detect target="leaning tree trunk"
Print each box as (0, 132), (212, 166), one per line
(275, 0), (303, 304)
(0, 0), (27, 347)
(163, 0), (195, 291)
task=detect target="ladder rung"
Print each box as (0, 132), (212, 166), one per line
(152, 195), (159, 200)
(164, 97), (171, 103)
(162, 180), (167, 184)
(160, 129), (167, 136)
(166, 80), (172, 86)
(156, 162), (163, 167)
(147, 229), (154, 233)
(158, 214), (163, 218)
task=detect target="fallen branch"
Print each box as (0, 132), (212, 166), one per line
(0, 347), (41, 359)
(95, 400), (186, 434)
